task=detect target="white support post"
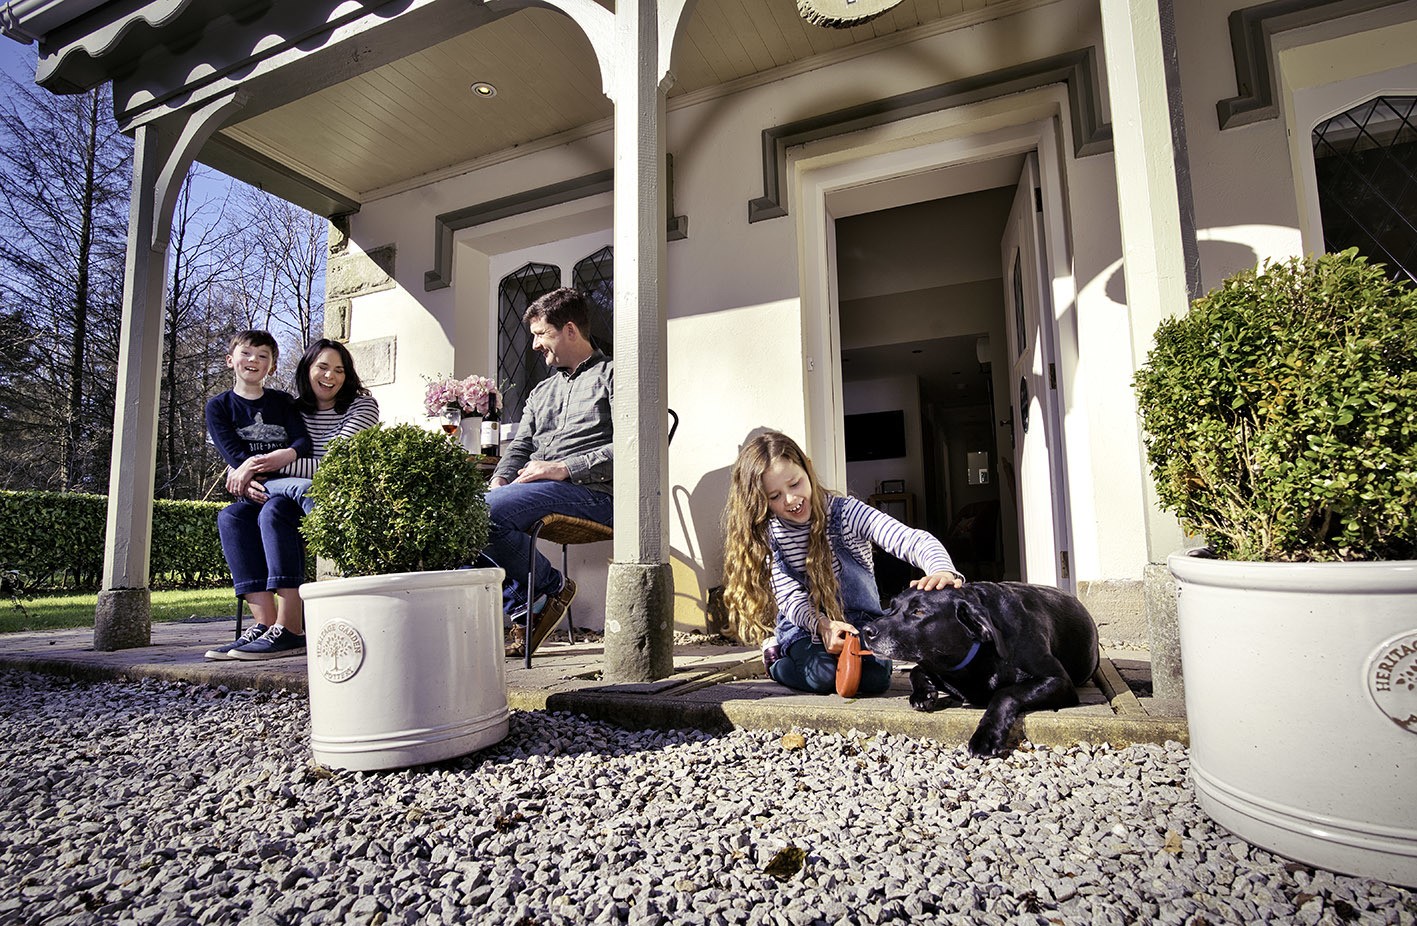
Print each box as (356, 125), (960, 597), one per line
(601, 0), (685, 682)
(1099, 0), (1194, 706)
(95, 123), (174, 650)
(95, 95), (241, 650)
(1098, 0), (1191, 563)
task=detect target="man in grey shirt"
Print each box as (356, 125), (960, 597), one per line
(478, 287), (612, 654)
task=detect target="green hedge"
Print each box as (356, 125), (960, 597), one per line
(0, 491), (230, 589)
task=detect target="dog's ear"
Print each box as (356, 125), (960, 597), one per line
(956, 601), (1008, 660)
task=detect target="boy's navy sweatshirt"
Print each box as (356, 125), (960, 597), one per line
(205, 389), (313, 469)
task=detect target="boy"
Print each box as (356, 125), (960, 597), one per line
(203, 330), (313, 660)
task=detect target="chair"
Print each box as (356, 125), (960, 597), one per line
(521, 409), (678, 667)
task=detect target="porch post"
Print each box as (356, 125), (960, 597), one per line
(602, 0), (678, 682)
(95, 123), (174, 650)
(1098, 0), (1195, 704)
(96, 95), (244, 650)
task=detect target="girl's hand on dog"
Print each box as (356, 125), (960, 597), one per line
(910, 571), (963, 591)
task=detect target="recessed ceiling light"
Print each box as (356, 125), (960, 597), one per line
(471, 81), (498, 98)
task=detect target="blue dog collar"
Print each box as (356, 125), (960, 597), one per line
(947, 641), (981, 671)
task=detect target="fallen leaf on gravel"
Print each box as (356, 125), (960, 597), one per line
(780, 732), (806, 750)
(1162, 831), (1183, 854)
(764, 846), (806, 881)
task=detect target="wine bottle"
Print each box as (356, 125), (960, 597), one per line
(480, 392), (500, 456)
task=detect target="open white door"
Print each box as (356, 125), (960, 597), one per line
(999, 152), (1073, 591)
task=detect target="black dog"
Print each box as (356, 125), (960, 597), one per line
(859, 582), (1099, 757)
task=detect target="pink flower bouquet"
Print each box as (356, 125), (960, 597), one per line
(424, 374), (497, 417)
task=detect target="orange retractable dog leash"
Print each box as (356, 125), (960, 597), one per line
(835, 630), (872, 698)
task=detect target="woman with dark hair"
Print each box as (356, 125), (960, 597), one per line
(206, 338), (380, 661)
(260, 338), (381, 514)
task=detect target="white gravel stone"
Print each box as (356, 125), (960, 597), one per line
(0, 669), (1413, 926)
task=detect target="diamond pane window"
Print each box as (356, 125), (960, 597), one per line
(498, 262), (561, 423)
(1312, 96), (1417, 285)
(572, 246), (614, 356)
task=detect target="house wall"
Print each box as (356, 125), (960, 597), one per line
(336, 0), (1404, 630)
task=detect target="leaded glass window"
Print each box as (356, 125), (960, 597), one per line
(572, 246), (614, 356)
(1312, 95), (1417, 284)
(498, 262), (560, 423)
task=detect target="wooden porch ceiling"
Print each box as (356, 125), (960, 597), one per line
(215, 0), (981, 203)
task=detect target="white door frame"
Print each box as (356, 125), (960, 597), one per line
(795, 117), (1078, 582)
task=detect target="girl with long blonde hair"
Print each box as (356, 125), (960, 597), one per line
(721, 430), (962, 695)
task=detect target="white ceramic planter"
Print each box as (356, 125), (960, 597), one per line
(1170, 554), (1417, 887)
(301, 567), (509, 771)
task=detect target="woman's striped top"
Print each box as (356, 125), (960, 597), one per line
(281, 395), (381, 480)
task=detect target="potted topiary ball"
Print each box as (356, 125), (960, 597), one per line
(299, 423), (508, 771)
(1134, 249), (1417, 887)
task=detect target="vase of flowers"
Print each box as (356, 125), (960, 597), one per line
(425, 373), (498, 454)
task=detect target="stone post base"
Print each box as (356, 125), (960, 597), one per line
(604, 562), (674, 683)
(1143, 563), (1184, 712)
(94, 588), (152, 651)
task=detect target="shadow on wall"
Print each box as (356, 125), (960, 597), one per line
(1104, 239), (1260, 305)
(669, 425), (786, 638)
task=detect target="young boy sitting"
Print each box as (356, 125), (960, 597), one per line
(203, 330), (313, 661)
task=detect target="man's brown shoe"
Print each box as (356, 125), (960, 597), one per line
(529, 578), (576, 655)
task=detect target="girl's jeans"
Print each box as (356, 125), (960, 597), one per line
(262, 477), (314, 515)
(768, 635), (894, 695)
(217, 497), (306, 596)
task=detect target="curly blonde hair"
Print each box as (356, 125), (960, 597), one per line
(720, 431), (843, 644)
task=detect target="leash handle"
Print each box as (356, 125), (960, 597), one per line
(835, 630), (873, 698)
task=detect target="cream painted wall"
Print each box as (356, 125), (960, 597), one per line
(343, 0), (1396, 624)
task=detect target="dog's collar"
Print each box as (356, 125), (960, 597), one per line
(947, 641), (982, 672)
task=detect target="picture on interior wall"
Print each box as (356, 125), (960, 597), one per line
(844, 410), (907, 461)
(880, 479), (905, 494)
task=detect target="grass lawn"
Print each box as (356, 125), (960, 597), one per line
(0, 588), (237, 634)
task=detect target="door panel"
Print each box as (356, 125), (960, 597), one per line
(1000, 152), (1071, 590)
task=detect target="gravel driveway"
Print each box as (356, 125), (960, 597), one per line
(1, 670), (1412, 925)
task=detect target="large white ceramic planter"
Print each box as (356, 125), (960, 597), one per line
(301, 567), (509, 771)
(1170, 554), (1417, 887)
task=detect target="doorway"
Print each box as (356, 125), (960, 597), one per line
(800, 119), (1076, 591)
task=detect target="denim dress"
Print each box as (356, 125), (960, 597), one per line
(767, 496), (894, 695)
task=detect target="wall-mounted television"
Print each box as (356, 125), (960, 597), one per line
(844, 409), (907, 462)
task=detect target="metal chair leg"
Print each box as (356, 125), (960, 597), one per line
(525, 520), (543, 670)
(234, 597), (245, 641)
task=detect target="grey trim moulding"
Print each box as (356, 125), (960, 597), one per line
(748, 47), (1113, 223)
(424, 158), (688, 292)
(202, 133), (360, 218)
(1217, 0), (1410, 130)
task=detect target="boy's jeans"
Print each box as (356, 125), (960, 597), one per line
(217, 496), (306, 596)
(263, 477), (314, 515)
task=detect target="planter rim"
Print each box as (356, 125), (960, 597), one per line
(300, 566), (504, 600)
(1167, 552), (1417, 593)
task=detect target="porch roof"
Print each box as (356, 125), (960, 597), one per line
(2, 0), (993, 215)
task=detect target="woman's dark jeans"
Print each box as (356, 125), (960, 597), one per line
(217, 497), (305, 596)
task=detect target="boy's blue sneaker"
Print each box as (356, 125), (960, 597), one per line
(204, 623), (269, 661)
(229, 625), (306, 661)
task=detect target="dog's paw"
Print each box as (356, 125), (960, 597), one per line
(967, 727), (1010, 757)
(909, 690), (941, 712)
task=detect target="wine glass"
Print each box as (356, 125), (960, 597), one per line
(438, 403), (462, 437)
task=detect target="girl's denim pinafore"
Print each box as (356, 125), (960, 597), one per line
(768, 496), (893, 694)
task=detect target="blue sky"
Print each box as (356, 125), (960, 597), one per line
(1, 35), (36, 83)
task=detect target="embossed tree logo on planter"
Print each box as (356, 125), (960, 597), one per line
(316, 620), (365, 683)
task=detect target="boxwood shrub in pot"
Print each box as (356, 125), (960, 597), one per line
(298, 423), (508, 771)
(1133, 249), (1417, 887)
(302, 423), (490, 575)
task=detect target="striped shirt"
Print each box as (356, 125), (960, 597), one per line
(769, 494), (958, 638)
(281, 395), (381, 479)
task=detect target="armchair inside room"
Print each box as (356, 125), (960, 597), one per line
(944, 499), (1001, 581)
